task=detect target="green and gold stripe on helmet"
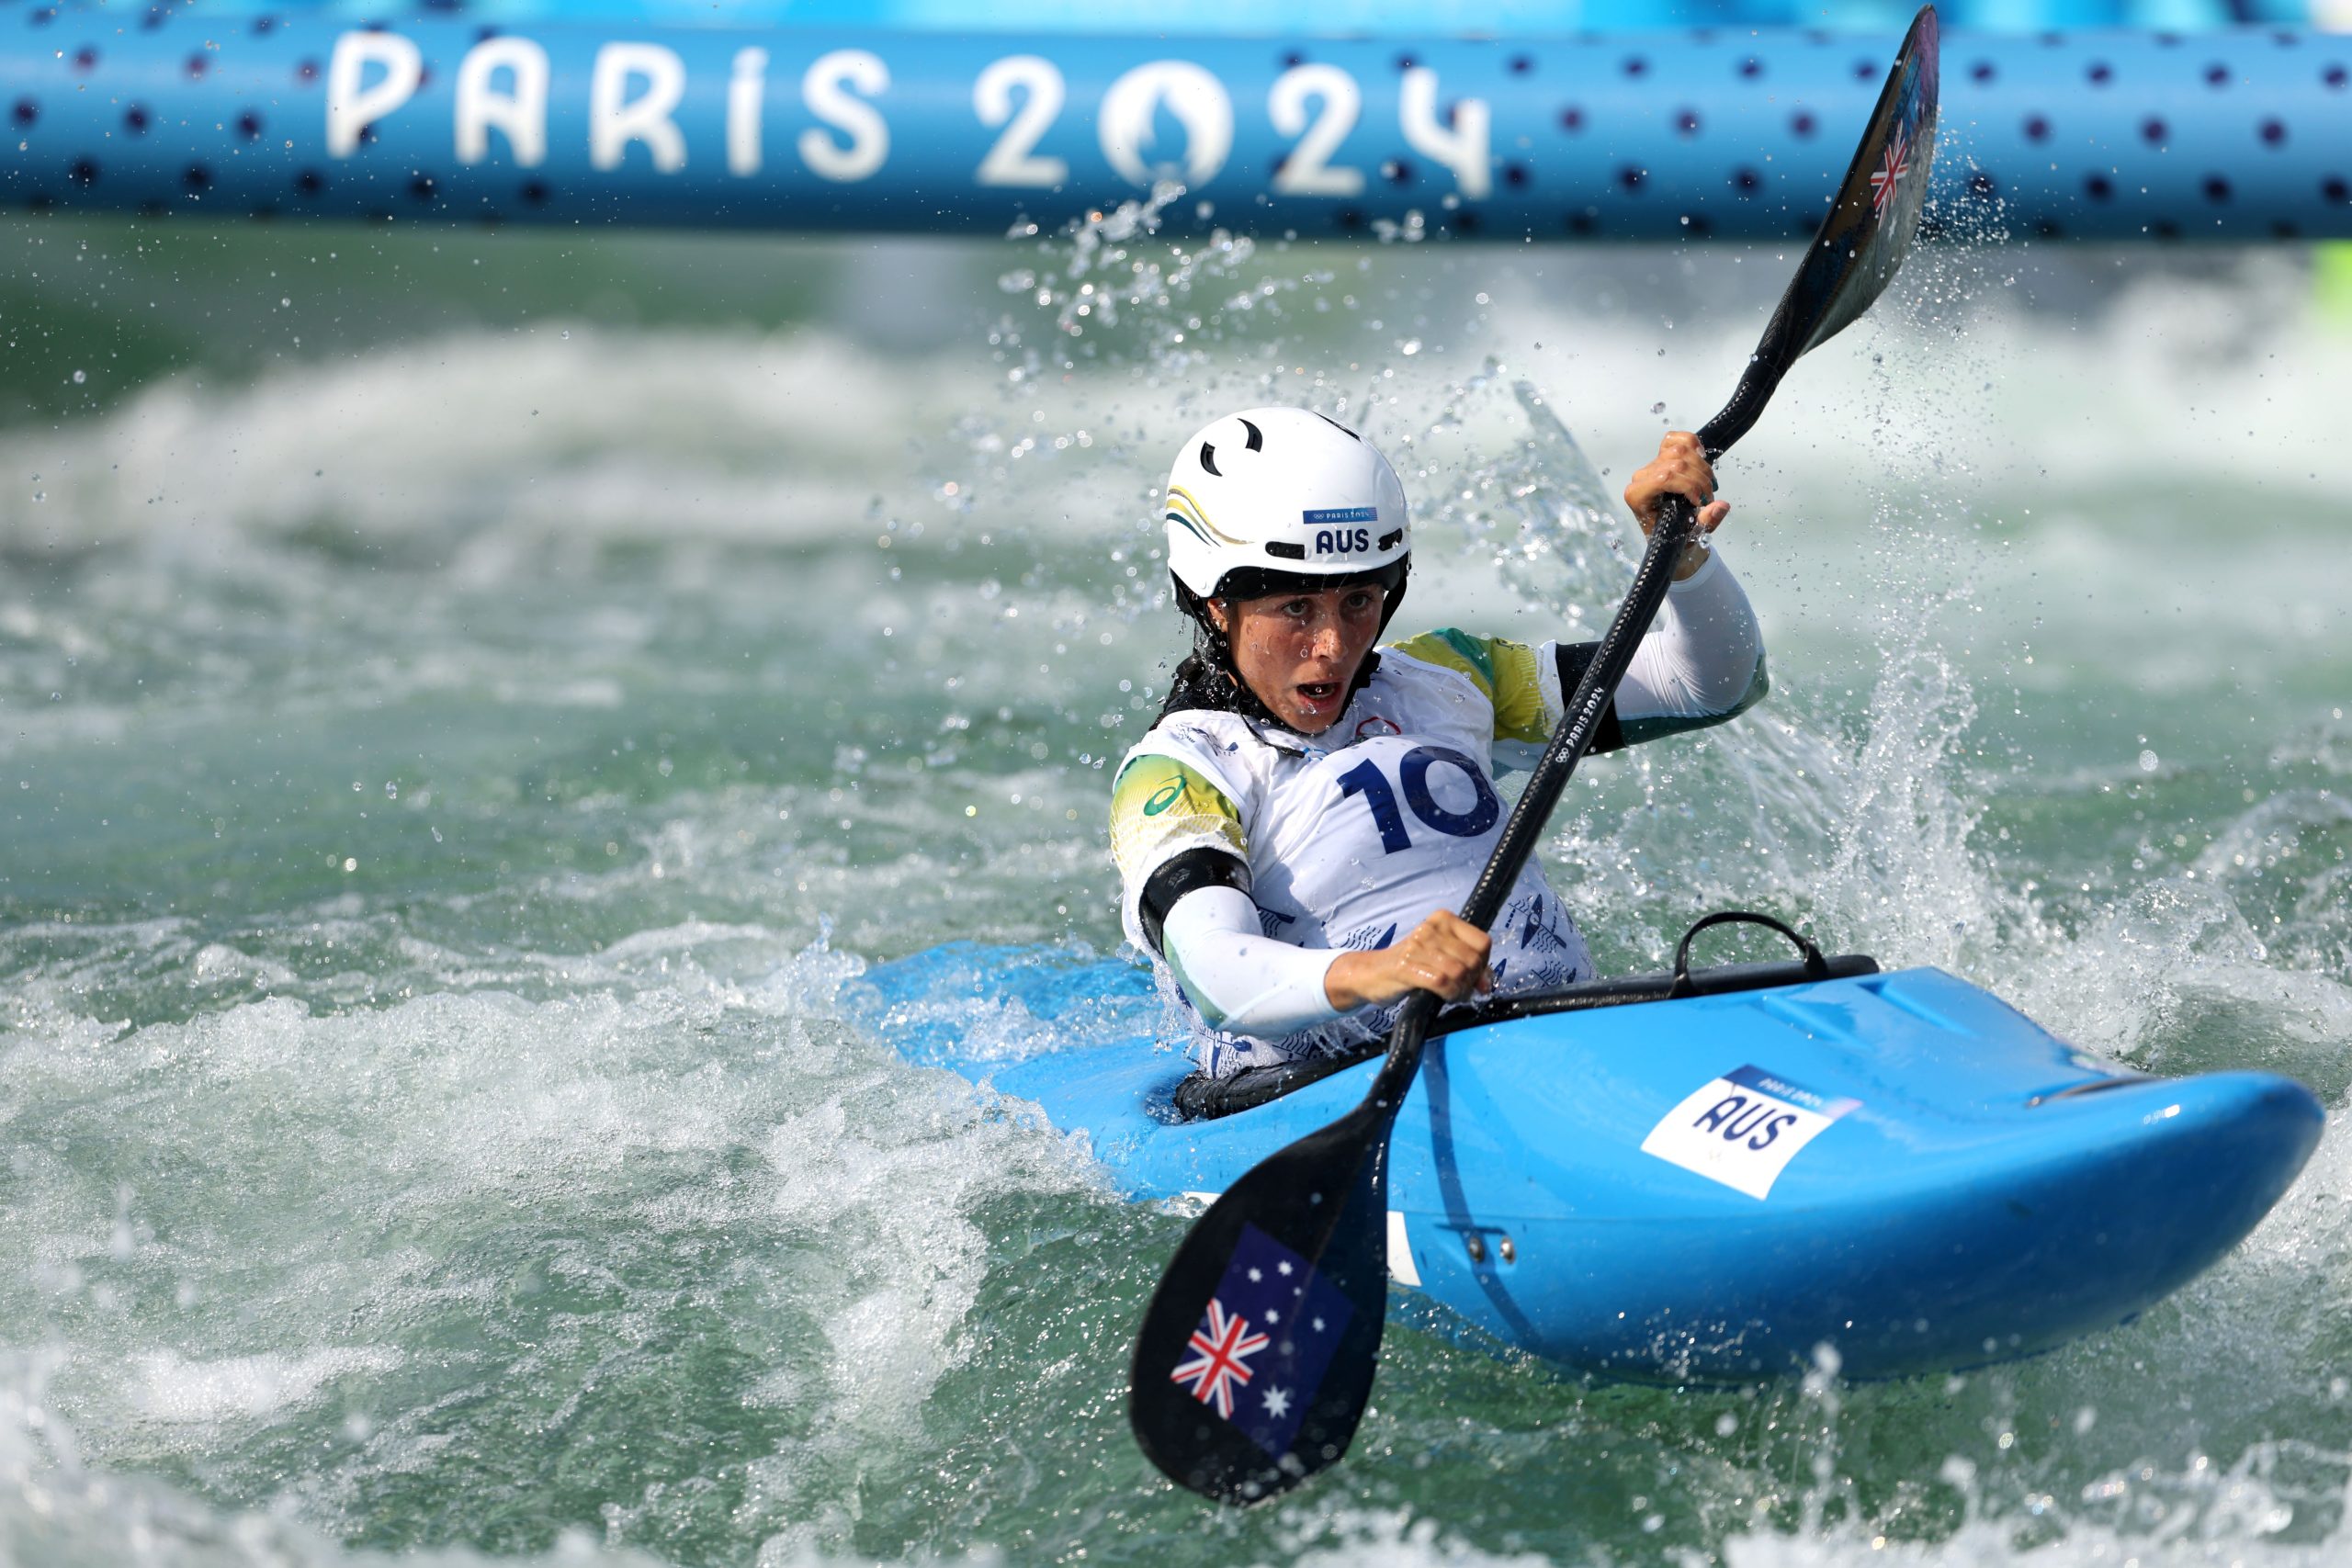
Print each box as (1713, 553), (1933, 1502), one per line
(1164, 485), (1250, 548)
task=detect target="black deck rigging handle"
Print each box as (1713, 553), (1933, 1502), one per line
(1668, 910), (1829, 998)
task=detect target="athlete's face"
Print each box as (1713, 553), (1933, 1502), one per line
(1213, 583), (1386, 734)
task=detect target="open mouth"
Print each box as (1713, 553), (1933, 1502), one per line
(1295, 680), (1342, 710)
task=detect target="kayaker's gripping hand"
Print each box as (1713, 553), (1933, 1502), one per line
(1324, 910), (1494, 1011)
(1623, 431), (1730, 581)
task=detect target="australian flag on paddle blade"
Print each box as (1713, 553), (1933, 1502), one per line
(1169, 1222), (1354, 1458)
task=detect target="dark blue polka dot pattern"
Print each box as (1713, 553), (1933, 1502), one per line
(0, 17), (2345, 240)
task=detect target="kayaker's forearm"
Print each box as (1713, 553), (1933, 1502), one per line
(1319, 949), (1385, 1012)
(1614, 547), (1768, 731)
(1159, 886), (1342, 1036)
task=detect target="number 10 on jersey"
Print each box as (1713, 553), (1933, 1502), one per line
(1336, 745), (1500, 853)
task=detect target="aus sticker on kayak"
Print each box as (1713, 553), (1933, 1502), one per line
(1640, 1065), (1860, 1200)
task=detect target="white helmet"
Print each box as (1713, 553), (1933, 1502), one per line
(1162, 407), (1410, 608)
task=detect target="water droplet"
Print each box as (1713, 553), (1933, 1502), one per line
(2138, 750), (2160, 773)
(71, 368), (85, 384)
(1649, 402), (1666, 414)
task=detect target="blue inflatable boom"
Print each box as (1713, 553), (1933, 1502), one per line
(6, 6), (2349, 239)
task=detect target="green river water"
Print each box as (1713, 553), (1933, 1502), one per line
(1, 214), (2347, 1566)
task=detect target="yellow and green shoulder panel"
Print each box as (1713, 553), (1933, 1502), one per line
(1109, 754), (1246, 883)
(1387, 628), (1554, 746)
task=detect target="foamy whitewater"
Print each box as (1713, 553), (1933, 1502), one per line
(1, 209), (2347, 1566)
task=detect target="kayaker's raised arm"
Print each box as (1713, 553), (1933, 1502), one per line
(1385, 556), (1765, 774)
(1385, 431), (1764, 772)
(1604, 430), (1768, 739)
(1607, 547), (1768, 743)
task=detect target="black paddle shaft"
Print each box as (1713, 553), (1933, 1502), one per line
(1130, 6), (1941, 1507)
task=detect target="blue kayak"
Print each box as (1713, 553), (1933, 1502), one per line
(862, 942), (2323, 1383)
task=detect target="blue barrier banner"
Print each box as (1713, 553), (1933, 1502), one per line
(6, 9), (2348, 239)
(5, 1), (2321, 32)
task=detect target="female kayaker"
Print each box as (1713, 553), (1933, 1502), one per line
(1110, 407), (1764, 1080)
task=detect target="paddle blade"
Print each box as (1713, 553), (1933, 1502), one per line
(1128, 1100), (1396, 1505)
(1713, 5), (1941, 451)
(1795, 5), (1941, 356)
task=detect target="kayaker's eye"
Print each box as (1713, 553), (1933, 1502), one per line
(1343, 589), (1380, 616)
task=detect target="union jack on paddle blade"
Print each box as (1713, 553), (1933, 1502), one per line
(1170, 1298), (1268, 1419)
(1871, 129), (1911, 215)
